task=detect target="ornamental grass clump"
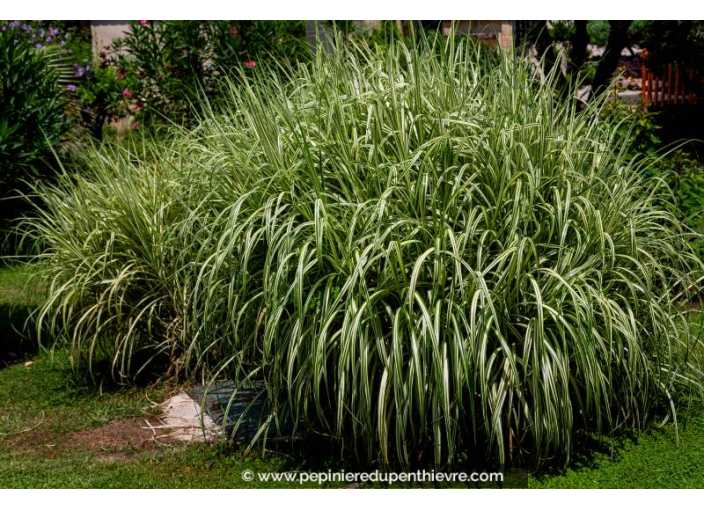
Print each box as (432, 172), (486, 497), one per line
(27, 34), (704, 468)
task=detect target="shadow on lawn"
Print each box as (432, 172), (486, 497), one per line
(0, 301), (39, 368)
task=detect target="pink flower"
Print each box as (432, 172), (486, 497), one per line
(130, 122), (140, 130)
(130, 103), (142, 111)
(122, 89), (133, 99)
(245, 61), (257, 68)
(117, 69), (126, 79)
(139, 20), (147, 25)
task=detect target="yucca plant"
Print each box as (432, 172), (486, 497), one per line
(26, 32), (703, 469)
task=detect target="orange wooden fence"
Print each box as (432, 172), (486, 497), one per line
(641, 49), (699, 107)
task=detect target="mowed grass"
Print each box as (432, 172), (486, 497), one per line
(0, 354), (329, 489)
(1, 264), (704, 488)
(530, 411), (704, 488)
(0, 265), (342, 488)
(0, 263), (45, 368)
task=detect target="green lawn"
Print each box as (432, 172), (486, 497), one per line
(1, 264), (703, 488)
(0, 265), (348, 488)
(530, 409), (704, 488)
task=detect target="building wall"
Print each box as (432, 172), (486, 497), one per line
(441, 20), (513, 50)
(90, 20), (130, 55)
(306, 21), (514, 52)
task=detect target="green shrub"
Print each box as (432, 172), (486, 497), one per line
(26, 33), (704, 469)
(587, 20), (610, 46)
(634, 21), (704, 70)
(655, 151), (704, 221)
(1, 24), (70, 257)
(646, 150), (704, 255)
(0, 25), (68, 186)
(604, 103), (704, 256)
(605, 102), (662, 158)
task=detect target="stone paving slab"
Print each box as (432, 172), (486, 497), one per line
(187, 381), (280, 441)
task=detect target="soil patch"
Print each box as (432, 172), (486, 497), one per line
(70, 417), (172, 453)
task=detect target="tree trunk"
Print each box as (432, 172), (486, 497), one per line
(591, 20), (632, 99)
(569, 20), (589, 78)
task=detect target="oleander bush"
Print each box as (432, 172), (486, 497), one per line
(26, 33), (704, 469)
(109, 20), (308, 128)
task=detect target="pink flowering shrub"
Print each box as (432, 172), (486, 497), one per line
(110, 20), (307, 126)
